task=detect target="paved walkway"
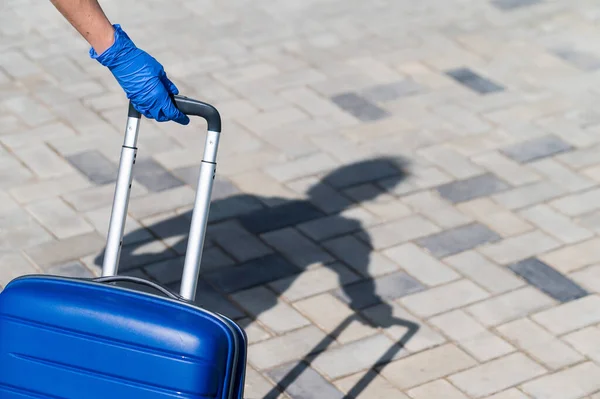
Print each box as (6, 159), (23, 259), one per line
(4, 0), (600, 397)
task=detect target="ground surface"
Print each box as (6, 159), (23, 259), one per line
(4, 0), (600, 397)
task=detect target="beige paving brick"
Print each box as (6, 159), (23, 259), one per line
(382, 242), (460, 286)
(457, 198), (533, 238)
(127, 186), (196, 219)
(401, 190), (473, 229)
(492, 181), (566, 211)
(9, 173), (92, 204)
(570, 264), (600, 294)
(444, 251), (525, 294)
(407, 379), (469, 399)
(478, 231), (561, 265)
(466, 287), (556, 327)
(0, 252), (41, 288)
(333, 370), (410, 399)
(400, 279), (490, 318)
(496, 318), (584, 370)
(12, 143), (74, 179)
(483, 389), (531, 399)
(562, 326), (600, 364)
(293, 293), (378, 344)
(520, 362), (600, 399)
(380, 344), (477, 391)
(532, 295), (600, 335)
(61, 182), (148, 212)
(360, 215), (442, 250)
(548, 188), (600, 217)
(530, 158), (595, 193)
(26, 197), (94, 239)
(264, 152), (338, 183)
(238, 106), (308, 135)
(539, 238), (600, 274)
(24, 232), (106, 268)
(244, 366), (277, 399)
(518, 204), (593, 244)
(471, 151), (541, 186)
(418, 145), (485, 179)
(449, 353), (547, 398)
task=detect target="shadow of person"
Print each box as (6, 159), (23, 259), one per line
(93, 156), (420, 398)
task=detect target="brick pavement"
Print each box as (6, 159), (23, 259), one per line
(4, 0), (600, 397)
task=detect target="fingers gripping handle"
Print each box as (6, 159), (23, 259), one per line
(102, 96), (221, 302)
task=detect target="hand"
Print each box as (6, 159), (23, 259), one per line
(90, 24), (190, 125)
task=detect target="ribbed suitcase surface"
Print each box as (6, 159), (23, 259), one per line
(0, 275), (246, 399)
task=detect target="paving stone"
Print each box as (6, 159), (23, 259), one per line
(61, 182), (147, 213)
(401, 190), (473, 229)
(248, 325), (334, 370)
(12, 143), (75, 179)
(208, 195), (265, 224)
(449, 353), (547, 398)
(204, 254), (301, 294)
(529, 158), (596, 193)
(497, 318), (584, 370)
(231, 286), (310, 333)
(287, 176), (354, 215)
(26, 197), (94, 239)
(483, 390), (533, 399)
(293, 293), (378, 344)
(419, 145), (485, 180)
(400, 279), (489, 318)
(557, 144), (600, 170)
(269, 262), (361, 302)
(244, 367), (277, 399)
(312, 333), (403, 380)
(456, 198), (533, 238)
(383, 242), (460, 286)
(429, 310), (515, 362)
(24, 232), (106, 268)
(445, 67), (504, 94)
(553, 48), (600, 71)
(334, 370), (409, 399)
(44, 261), (94, 278)
(508, 257), (588, 303)
(501, 135), (573, 164)
(172, 165), (240, 199)
(539, 237), (600, 274)
(520, 361), (600, 399)
(239, 107), (308, 135)
(478, 230), (561, 265)
(325, 156), (406, 190)
(132, 157), (184, 192)
(407, 379), (469, 399)
(492, 181), (566, 211)
(532, 295), (600, 335)
(323, 234), (399, 278)
(356, 215), (441, 250)
(549, 187), (600, 217)
(260, 227), (334, 269)
(466, 287), (555, 327)
(361, 79), (423, 102)
(229, 171), (299, 207)
(562, 326), (600, 364)
(0, 252), (40, 288)
(208, 220), (273, 262)
(417, 222), (501, 258)
(266, 362), (344, 399)
(65, 150), (119, 185)
(238, 200), (325, 235)
(331, 92), (391, 122)
(380, 344), (477, 391)
(296, 207), (372, 241)
(0, 208), (54, 251)
(471, 151), (541, 186)
(570, 264), (600, 294)
(519, 204), (593, 244)
(3, 95), (55, 126)
(491, 0), (542, 10)
(127, 186), (197, 219)
(334, 271), (426, 310)
(84, 206), (153, 247)
(444, 250), (525, 294)
(436, 173), (509, 204)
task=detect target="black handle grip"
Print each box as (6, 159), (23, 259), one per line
(173, 95), (221, 132)
(93, 276), (185, 301)
(127, 95), (222, 132)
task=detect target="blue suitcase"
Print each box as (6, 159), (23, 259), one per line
(0, 96), (248, 399)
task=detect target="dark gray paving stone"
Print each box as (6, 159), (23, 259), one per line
(173, 165), (240, 199)
(143, 256), (184, 285)
(66, 150), (119, 185)
(445, 67), (504, 94)
(133, 157), (184, 192)
(297, 213), (362, 242)
(334, 271), (426, 310)
(45, 261), (93, 277)
(436, 173), (510, 203)
(362, 79), (423, 102)
(208, 195), (265, 223)
(203, 254), (301, 293)
(491, 0), (542, 10)
(238, 200), (325, 235)
(168, 279), (245, 320)
(324, 156), (407, 189)
(553, 48), (600, 71)
(501, 135), (574, 163)
(265, 362), (344, 399)
(331, 92), (391, 122)
(417, 223), (502, 258)
(508, 258), (588, 303)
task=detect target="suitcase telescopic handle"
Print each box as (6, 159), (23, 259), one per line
(102, 95), (222, 302)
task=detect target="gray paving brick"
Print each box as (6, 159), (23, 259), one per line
(446, 67), (504, 94)
(331, 92), (391, 121)
(132, 157), (184, 192)
(127, 186), (196, 219)
(208, 220), (273, 262)
(436, 173), (509, 204)
(286, 176), (353, 215)
(24, 232), (106, 268)
(266, 362), (344, 399)
(65, 150), (119, 185)
(260, 227), (335, 269)
(296, 207), (369, 241)
(45, 261), (94, 277)
(553, 48), (600, 71)
(417, 222), (501, 258)
(334, 271), (426, 310)
(491, 0), (542, 10)
(509, 257), (588, 303)
(501, 135), (573, 163)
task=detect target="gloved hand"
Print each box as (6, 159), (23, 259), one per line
(90, 24), (190, 125)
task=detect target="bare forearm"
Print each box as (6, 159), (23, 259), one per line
(50, 0), (115, 54)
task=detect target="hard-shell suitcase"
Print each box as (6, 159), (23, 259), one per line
(0, 96), (248, 399)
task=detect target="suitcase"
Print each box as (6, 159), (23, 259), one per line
(0, 96), (248, 399)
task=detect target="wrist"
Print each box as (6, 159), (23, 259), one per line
(91, 24), (116, 55)
(89, 24), (135, 68)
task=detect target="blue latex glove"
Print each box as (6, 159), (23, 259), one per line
(90, 24), (189, 125)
